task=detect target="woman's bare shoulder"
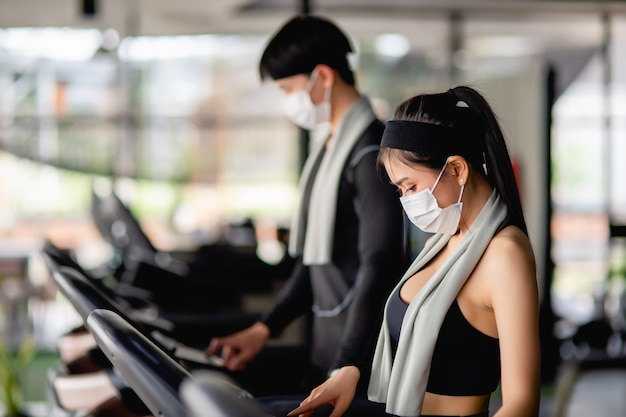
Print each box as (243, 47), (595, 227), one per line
(474, 225), (537, 292)
(487, 225), (534, 262)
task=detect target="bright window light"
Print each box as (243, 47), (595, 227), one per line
(374, 33), (411, 59)
(118, 35), (217, 61)
(118, 35), (256, 61)
(0, 27), (103, 61)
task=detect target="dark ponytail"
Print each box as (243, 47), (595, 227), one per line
(379, 85), (528, 235)
(450, 86), (527, 235)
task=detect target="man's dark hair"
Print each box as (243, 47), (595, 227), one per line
(259, 15), (355, 86)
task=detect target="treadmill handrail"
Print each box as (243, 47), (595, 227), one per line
(87, 309), (190, 417)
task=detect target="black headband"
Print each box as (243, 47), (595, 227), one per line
(381, 120), (466, 156)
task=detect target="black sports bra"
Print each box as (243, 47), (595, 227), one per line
(386, 287), (500, 396)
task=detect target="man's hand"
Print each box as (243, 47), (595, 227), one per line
(205, 322), (270, 371)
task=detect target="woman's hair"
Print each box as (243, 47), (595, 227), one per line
(258, 15), (355, 85)
(379, 86), (527, 234)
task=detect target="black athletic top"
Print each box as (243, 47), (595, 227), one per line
(387, 287), (501, 396)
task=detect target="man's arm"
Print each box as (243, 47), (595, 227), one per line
(332, 145), (407, 370)
(261, 258), (313, 337)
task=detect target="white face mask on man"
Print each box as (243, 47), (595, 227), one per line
(400, 158), (464, 235)
(280, 69), (331, 130)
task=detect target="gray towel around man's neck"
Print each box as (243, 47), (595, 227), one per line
(367, 190), (507, 417)
(288, 96), (377, 265)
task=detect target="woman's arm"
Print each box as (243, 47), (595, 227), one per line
(484, 228), (541, 417)
(288, 366), (361, 417)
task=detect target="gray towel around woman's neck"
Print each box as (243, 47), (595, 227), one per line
(288, 96), (377, 265)
(367, 190), (507, 417)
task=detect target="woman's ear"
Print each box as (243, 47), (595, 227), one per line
(448, 155), (469, 185)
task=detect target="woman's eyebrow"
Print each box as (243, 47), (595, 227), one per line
(392, 177), (409, 187)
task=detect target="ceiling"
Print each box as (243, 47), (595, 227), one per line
(1, 1), (622, 63)
(0, 0), (625, 37)
(1, 0), (625, 93)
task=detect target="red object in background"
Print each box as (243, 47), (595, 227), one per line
(511, 156), (522, 201)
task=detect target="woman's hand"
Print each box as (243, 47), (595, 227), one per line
(288, 366), (361, 417)
(205, 322), (270, 371)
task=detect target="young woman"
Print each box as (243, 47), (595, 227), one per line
(288, 86), (540, 417)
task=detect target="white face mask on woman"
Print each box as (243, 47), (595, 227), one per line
(280, 69), (331, 130)
(400, 159), (464, 235)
